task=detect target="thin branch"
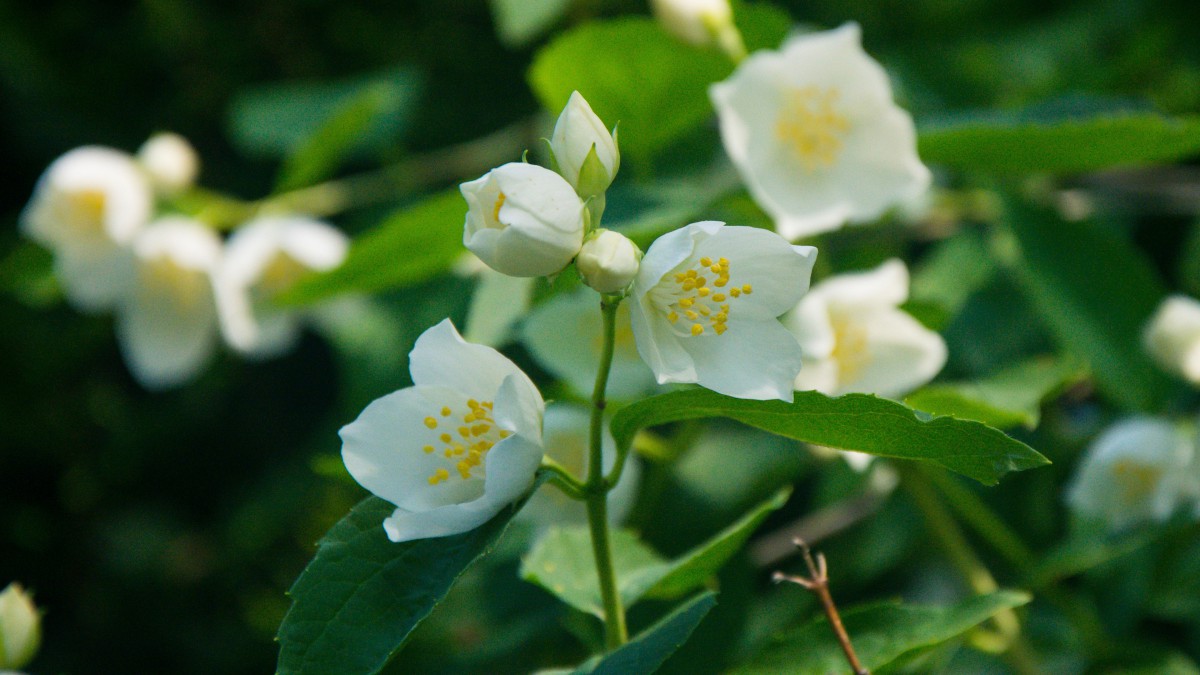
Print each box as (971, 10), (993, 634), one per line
(774, 538), (869, 675)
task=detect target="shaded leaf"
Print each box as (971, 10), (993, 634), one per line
(573, 592), (718, 675)
(906, 356), (1084, 429)
(276, 85), (398, 191)
(610, 389), (1048, 485)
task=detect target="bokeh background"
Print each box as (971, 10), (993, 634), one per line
(3, 0), (1200, 673)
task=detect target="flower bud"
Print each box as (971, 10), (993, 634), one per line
(550, 92), (619, 199)
(461, 162), (585, 277)
(651, 0), (737, 49)
(1145, 294), (1200, 385)
(576, 229), (641, 294)
(0, 583), (41, 670)
(137, 132), (200, 193)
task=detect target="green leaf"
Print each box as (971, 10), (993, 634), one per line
(906, 356), (1084, 429)
(572, 592), (718, 675)
(920, 104), (1200, 174)
(521, 527), (667, 618)
(734, 591), (1031, 675)
(275, 85), (398, 191)
(228, 66), (421, 159)
(1004, 201), (1171, 410)
(528, 18), (731, 165)
(908, 228), (996, 327)
(488, 0), (573, 47)
(732, 1), (793, 53)
(276, 490), (532, 675)
(644, 487), (790, 599)
(278, 190), (465, 306)
(522, 490), (788, 615)
(610, 389), (1048, 485)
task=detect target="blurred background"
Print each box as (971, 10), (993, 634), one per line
(3, 0), (1200, 673)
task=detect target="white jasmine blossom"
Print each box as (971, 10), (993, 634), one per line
(1144, 294), (1200, 385)
(340, 320), (545, 542)
(116, 217), (222, 390)
(517, 404), (640, 530)
(215, 216), (348, 358)
(651, 0), (741, 56)
(629, 221), (817, 401)
(709, 23), (930, 240)
(137, 132), (200, 194)
(1066, 417), (1198, 531)
(20, 146), (153, 312)
(550, 91), (620, 199)
(522, 287), (657, 400)
(461, 163), (586, 277)
(576, 229), (642, 294)
(785, 259), (945, 398)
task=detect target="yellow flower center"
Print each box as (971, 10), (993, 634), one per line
(492, 192), (507, 224)
(63, 189), (108, 237)
(829, 314), (870, 384)
(1112, 459), (1161, 504)
(652, 256), (752, 337)
(774, 86), (851, 172)
(422, 399), (511, 485)
(257, 251), (310, 297)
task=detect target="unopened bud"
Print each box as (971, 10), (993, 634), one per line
(1145, 294), (1200, 385)
(0, 583), (41, 670)
(651, 0), (739, 52)
(137, 132), (199, 193)
(577, 230), (641, 294)
(550, 92), (619, 200)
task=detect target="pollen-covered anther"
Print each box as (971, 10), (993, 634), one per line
(655, 255), (745, 337)
(424, 398), (505, 484)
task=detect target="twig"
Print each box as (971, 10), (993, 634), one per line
(773, 538), (869, 675)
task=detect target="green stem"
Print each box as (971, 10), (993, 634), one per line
(587, 296), (627, 649)
(901, 467), (1038, 674)
(923, 467), (1035, 569)
(540, 460), (587, 500)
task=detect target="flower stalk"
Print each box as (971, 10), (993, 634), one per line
(587, 296), (628, 648)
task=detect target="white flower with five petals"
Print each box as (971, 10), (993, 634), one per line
(630, 221), (817, 401)
(709, 23), (930, 240)
(215, 216), (348, 358)
(460, 162), (585, 277)
(20, 146), (153, 312)
(340, 320), (545, 542)
(116, 217), (222, 390)
(785, 259), (945, 398)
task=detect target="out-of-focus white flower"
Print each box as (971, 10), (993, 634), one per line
(651, 0), (741, 56)
(215, 216), (348, 358)
(709, 23), (930, 240)
(576, 230), (642, 294)
(341, 320), (545, 542)
(630, 221), (817, 401)
(518, 404), (640, 530)
(550, 91), (619, 199)
(461, 163), (585, 277)
(1144, 294), (1200, 385)
(137, 132), (200, 194)
(116, 217), (222, 390)
(1067, 417), (1198, 531)
(0, 583), (40, 671)
(785, 259), (945, 398)
(522, 287), (657, 400)
(20, 146), (153, 312)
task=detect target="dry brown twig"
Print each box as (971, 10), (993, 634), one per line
(773, 538), (869, 675)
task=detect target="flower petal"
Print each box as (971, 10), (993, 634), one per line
(834, 307), (946, 398)
(692, 226), (818, 318)
(409, 319), (531, 401)
(684, 318), (803, 400)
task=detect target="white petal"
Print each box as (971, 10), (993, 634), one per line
(408, 319), (534, 402)
(54, 245), (136, 313)
(684, 318), (803, 400)
(630, 286), (697, 384)
(691, 226), (817, 318)
(811, 258), (909, 309)
(793, 355), (839, 394)
(783, 293), (836, 359)
(833, 307), (946, 398)
(491, 373), (545, 444)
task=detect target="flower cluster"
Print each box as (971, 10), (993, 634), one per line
(20, 137), (348, 389)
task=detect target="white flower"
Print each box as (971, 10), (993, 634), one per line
(1066, 417), (1198, 531)
(651, 0), (736, 48)
(551, 92), (620, 199)
(116, 217), (222, 390)
(340, 320), (545, 542)
(0, 583), (40, 671)
(522, 287), (657, 400)
(709, 23), (931, 240)
(461, 163), (585, 277)
(1144, 294), (1200, 385)
(137, 132), (200, 194)
(629, 221), (817, 401)
(785, 259), (945, 398)
(576, 230), (642, 294)
(20, 146), (153, 312)
(215, 216), (348, 358)
(518, 404), (640, 530)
